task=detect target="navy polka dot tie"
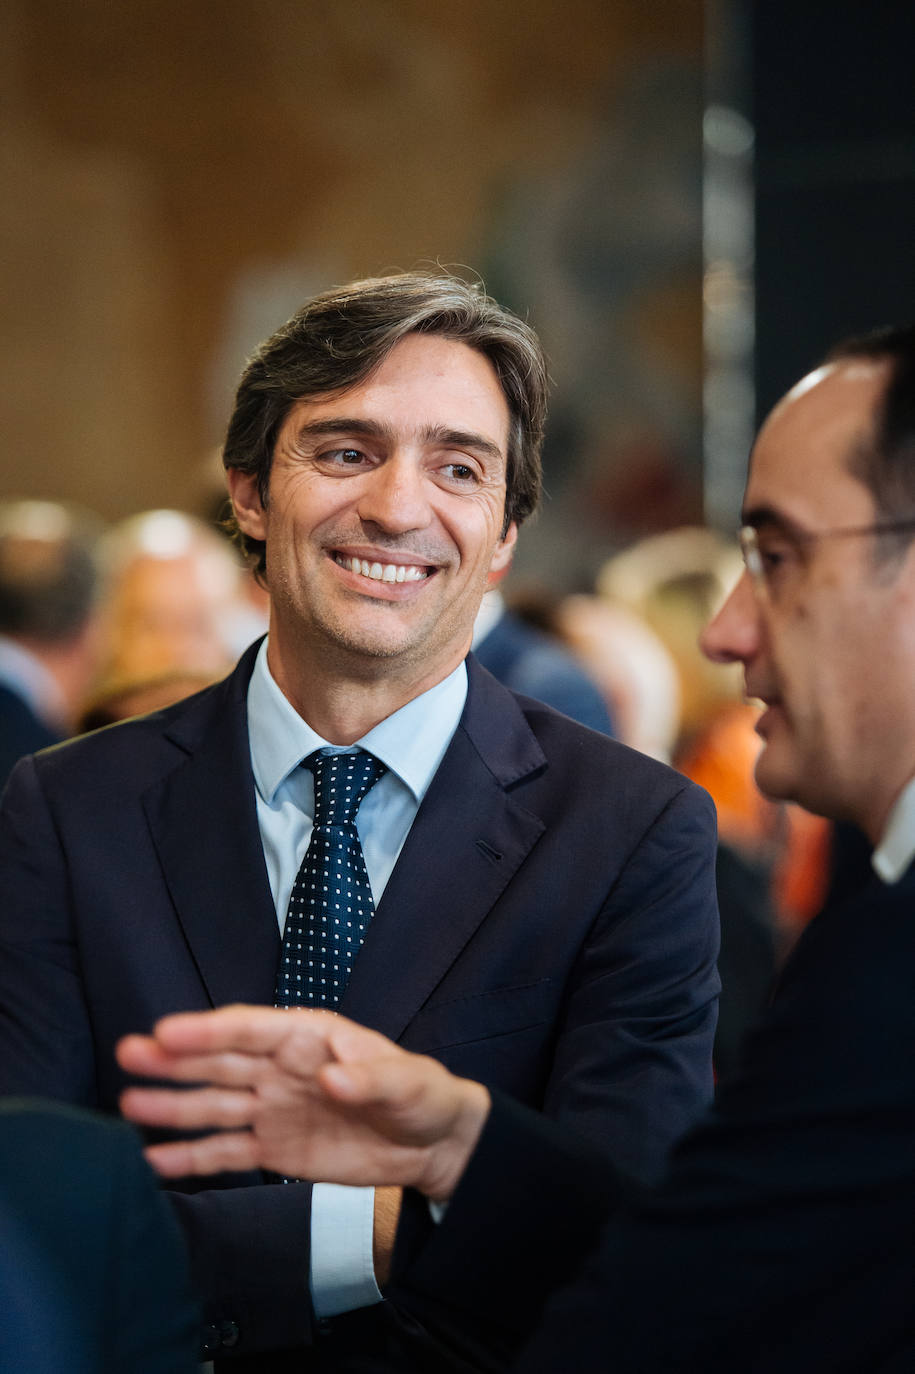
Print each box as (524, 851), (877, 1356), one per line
(274, 749), (387, 1010)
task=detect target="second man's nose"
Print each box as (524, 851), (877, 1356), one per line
(699, 570), (761, 666)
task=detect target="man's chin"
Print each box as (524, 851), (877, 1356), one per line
(753, 746), (801, 806)
(754, 746), (839, 820)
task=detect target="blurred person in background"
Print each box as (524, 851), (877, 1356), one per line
(96, 508), (267, 682)
(554, 592), (680, 761)
(77, 508), (268, 729)
(0, 500), (103, 787)
(598, 526), (745, 751)
(599, 527), (788, 1077)
(472, 568), (615, 735)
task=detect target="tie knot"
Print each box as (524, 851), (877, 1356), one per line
(306, 749), (386, 828)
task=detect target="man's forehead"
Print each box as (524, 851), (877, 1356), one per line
(288, 336), (507, 426)
(742, 359), (888, 524)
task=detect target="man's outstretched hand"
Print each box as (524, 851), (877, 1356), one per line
(117, 1005), (490, 1202)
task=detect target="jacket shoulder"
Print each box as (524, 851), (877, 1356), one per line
(22, 652), (252, 796)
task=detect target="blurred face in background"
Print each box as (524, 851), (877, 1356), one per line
(98, 511), (261, 685)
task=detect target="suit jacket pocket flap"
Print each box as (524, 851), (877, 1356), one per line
(400, 978), (555, 1052)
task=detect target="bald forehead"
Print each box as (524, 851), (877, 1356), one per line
(755, 358), (890, 466)
(744, 358), (891, 528)
(773, 356), (889, 425)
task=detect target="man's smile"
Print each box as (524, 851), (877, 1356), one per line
(332, 552), (432, 584)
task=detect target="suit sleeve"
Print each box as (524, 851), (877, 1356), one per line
(0, 756), (98, 1102)
(385, 1091), (626, 1366)
(0, 757), (317, 1361)
(542, 779), (720, 1183)
(400, 882), (915, 1374)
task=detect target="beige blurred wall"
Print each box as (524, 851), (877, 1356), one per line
(2, 0), (701, 526)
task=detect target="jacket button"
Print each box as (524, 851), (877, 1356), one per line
(201, 1320), (240, 1354)
(219, 1321), (240, 1348)
(201, 1324), (221, 1356)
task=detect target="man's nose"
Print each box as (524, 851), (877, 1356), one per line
(356, 455), (433, 533)
(699, 569), (761, 664)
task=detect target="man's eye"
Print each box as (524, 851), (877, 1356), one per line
(323, 448), (369, 467)
(440, 462), (478, 483)
(758, 542), (797, 577)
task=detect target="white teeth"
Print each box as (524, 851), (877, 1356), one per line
(336, 555), (427, 583)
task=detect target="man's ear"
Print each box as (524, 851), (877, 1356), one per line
(487, 521), (518, 587)
(226, 468), (268, 542)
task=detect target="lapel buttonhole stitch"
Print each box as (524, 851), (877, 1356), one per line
(475, 839), (503, 863)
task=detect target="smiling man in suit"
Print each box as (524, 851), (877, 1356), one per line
(0, 273), (719, 1371)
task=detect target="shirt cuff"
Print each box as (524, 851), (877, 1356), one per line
(310, 1183), (383, 1318)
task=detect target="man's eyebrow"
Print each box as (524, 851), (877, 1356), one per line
(292, 418), (389, 444)
(740, 504), (803, 536)
(428, 427), (504, 463)
(291, 417), (504, 463)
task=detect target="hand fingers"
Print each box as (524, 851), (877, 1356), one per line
(143, 1130), (260, 1179)
(152, 1005), (337, 1057)
(120, 1084), (257, 1131)
(117, 1035), (270, 1088)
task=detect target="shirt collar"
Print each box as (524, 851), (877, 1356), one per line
(247, 638), (467, 806)
(872, 774), (915, 883)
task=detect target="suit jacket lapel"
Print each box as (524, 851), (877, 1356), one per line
(342, 658), (547, 1040)
(142, 642), (281, 1009)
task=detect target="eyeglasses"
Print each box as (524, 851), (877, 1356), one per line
(739, 518), (915, 598)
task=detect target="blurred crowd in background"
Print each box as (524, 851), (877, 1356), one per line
(0, 493), (832, 1081)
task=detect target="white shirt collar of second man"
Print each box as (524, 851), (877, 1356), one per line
(872, 773), (915, 884)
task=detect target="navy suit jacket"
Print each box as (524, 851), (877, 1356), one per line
(399, 865), (915, 1373)
(0, 1100), (197, 1374)
(0, 642), (719, 1370)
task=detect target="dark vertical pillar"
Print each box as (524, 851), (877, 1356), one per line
(752, 4), (915, 421)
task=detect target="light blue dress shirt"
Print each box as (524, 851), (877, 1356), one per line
(246, 639), (467, 1317)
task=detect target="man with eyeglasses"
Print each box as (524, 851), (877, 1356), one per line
(121, 324), (915, 1371)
